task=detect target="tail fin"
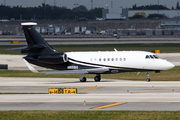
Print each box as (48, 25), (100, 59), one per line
(21, 22), (57, 55)
(21, 22), (68, 69)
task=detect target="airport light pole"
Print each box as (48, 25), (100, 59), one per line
(44, 0), (46, 20)
(74, 3), (79, 8)
(105, 5), (108, 9)
(158, 0), (159, 14)
(91, 0), (93, 9)
(4, 0), (6, 6)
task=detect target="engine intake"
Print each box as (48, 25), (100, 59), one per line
(38, 52), (68, 64)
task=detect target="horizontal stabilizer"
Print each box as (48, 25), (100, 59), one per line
(21, 22), (37, 26)
(6, 46), (28, 51)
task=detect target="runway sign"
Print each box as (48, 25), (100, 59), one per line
(49, 88), (59, 94)
(63, 88), (77, 94)
(10, 41), (19, 44)
(151, 50), (160, 54)
(49, 88), (77, 94)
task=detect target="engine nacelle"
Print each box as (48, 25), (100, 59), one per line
(38, 52), (68, 64)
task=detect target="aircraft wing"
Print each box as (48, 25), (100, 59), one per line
(23, 58), (109, 74)
(43, 68), (109, 74)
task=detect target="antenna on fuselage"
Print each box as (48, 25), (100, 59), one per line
(114, 48), (118, 52)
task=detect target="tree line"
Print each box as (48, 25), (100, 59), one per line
(131, 4), (170, 10)
(1, 2), (179, 20)
(0, 4), (103, 20)
(131, 1), (180, 10)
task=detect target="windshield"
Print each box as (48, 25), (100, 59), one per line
(145, 55), (160, 59)
(153, 55), (160, 59)
(150, 55), (154, 59)
(145, 55), (150, 59)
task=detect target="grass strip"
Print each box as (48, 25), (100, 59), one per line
(0, 66), (179, 81)
(0, 92), (86, 94)
(0, 111), (180, 120)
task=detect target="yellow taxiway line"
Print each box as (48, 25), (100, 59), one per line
(77, 87), (103, 92)
(132, 89), (180, 94)
(92, 102), (126, 109)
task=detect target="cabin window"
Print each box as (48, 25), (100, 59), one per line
(111, 58), (114, 61)
(116, 58), (118, 61)
(107, 58), (110, 61)
(91, 58), (93, 61)
(94, 58), (97, 61)
(99, 58), (101, 61)
(124, 58), (126, 61)
(120, 58), (122, 61)
(104, 58), (106, 61)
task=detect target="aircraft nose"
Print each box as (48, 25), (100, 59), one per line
(164, 61), (175, 70)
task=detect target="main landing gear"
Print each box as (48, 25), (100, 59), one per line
(145, 71), (150, 82)
(79, 74), (101, 82)
(94, 74), (101, 82)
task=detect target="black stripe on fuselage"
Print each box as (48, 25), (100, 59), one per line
(68, 57), (156, 72)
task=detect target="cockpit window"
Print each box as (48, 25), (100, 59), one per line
(146, 55), (160, 59)
(153, 55), (158, 59)
(150, 55), (154, 59)
(153, 55), (159, 59)
(145, 55), (150, 59)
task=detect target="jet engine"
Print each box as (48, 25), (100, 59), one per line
(38, 52), (68, 64)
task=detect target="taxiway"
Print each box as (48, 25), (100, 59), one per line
(0, 53), (179, 111)
(0, 78), (180, 110)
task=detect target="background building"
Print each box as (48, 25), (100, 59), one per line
(162, 16), (180, 29)
(103, 8), (180, 19)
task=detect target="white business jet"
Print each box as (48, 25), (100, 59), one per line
(19, 22), (174, 82)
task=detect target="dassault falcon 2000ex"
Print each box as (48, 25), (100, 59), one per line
(19, 22), (174, 82)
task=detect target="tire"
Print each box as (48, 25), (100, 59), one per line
(146, 78), (150, 82)
(80, 77), (86, 82)
(94, 76), (101, 82)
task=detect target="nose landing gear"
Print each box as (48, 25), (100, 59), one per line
(145, 71), (150, 82)
(80, 74), (86, 82)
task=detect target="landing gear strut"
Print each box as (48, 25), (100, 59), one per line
(80, 74), (86, 82)
(94, 74), (101, 82)
(145, 71), (150, 82)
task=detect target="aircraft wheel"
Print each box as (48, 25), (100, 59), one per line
(80, 77), (86, 82)
(94, 76), (101, 82)
(146, 78), (150, 82)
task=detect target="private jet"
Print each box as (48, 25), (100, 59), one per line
(19, 22), (174, 82)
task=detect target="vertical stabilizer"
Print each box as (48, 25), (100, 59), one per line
(21, 22), (68, 70)
(21, 22), (58, 55)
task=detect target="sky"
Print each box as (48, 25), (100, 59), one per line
(0, 0), (179, 10)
